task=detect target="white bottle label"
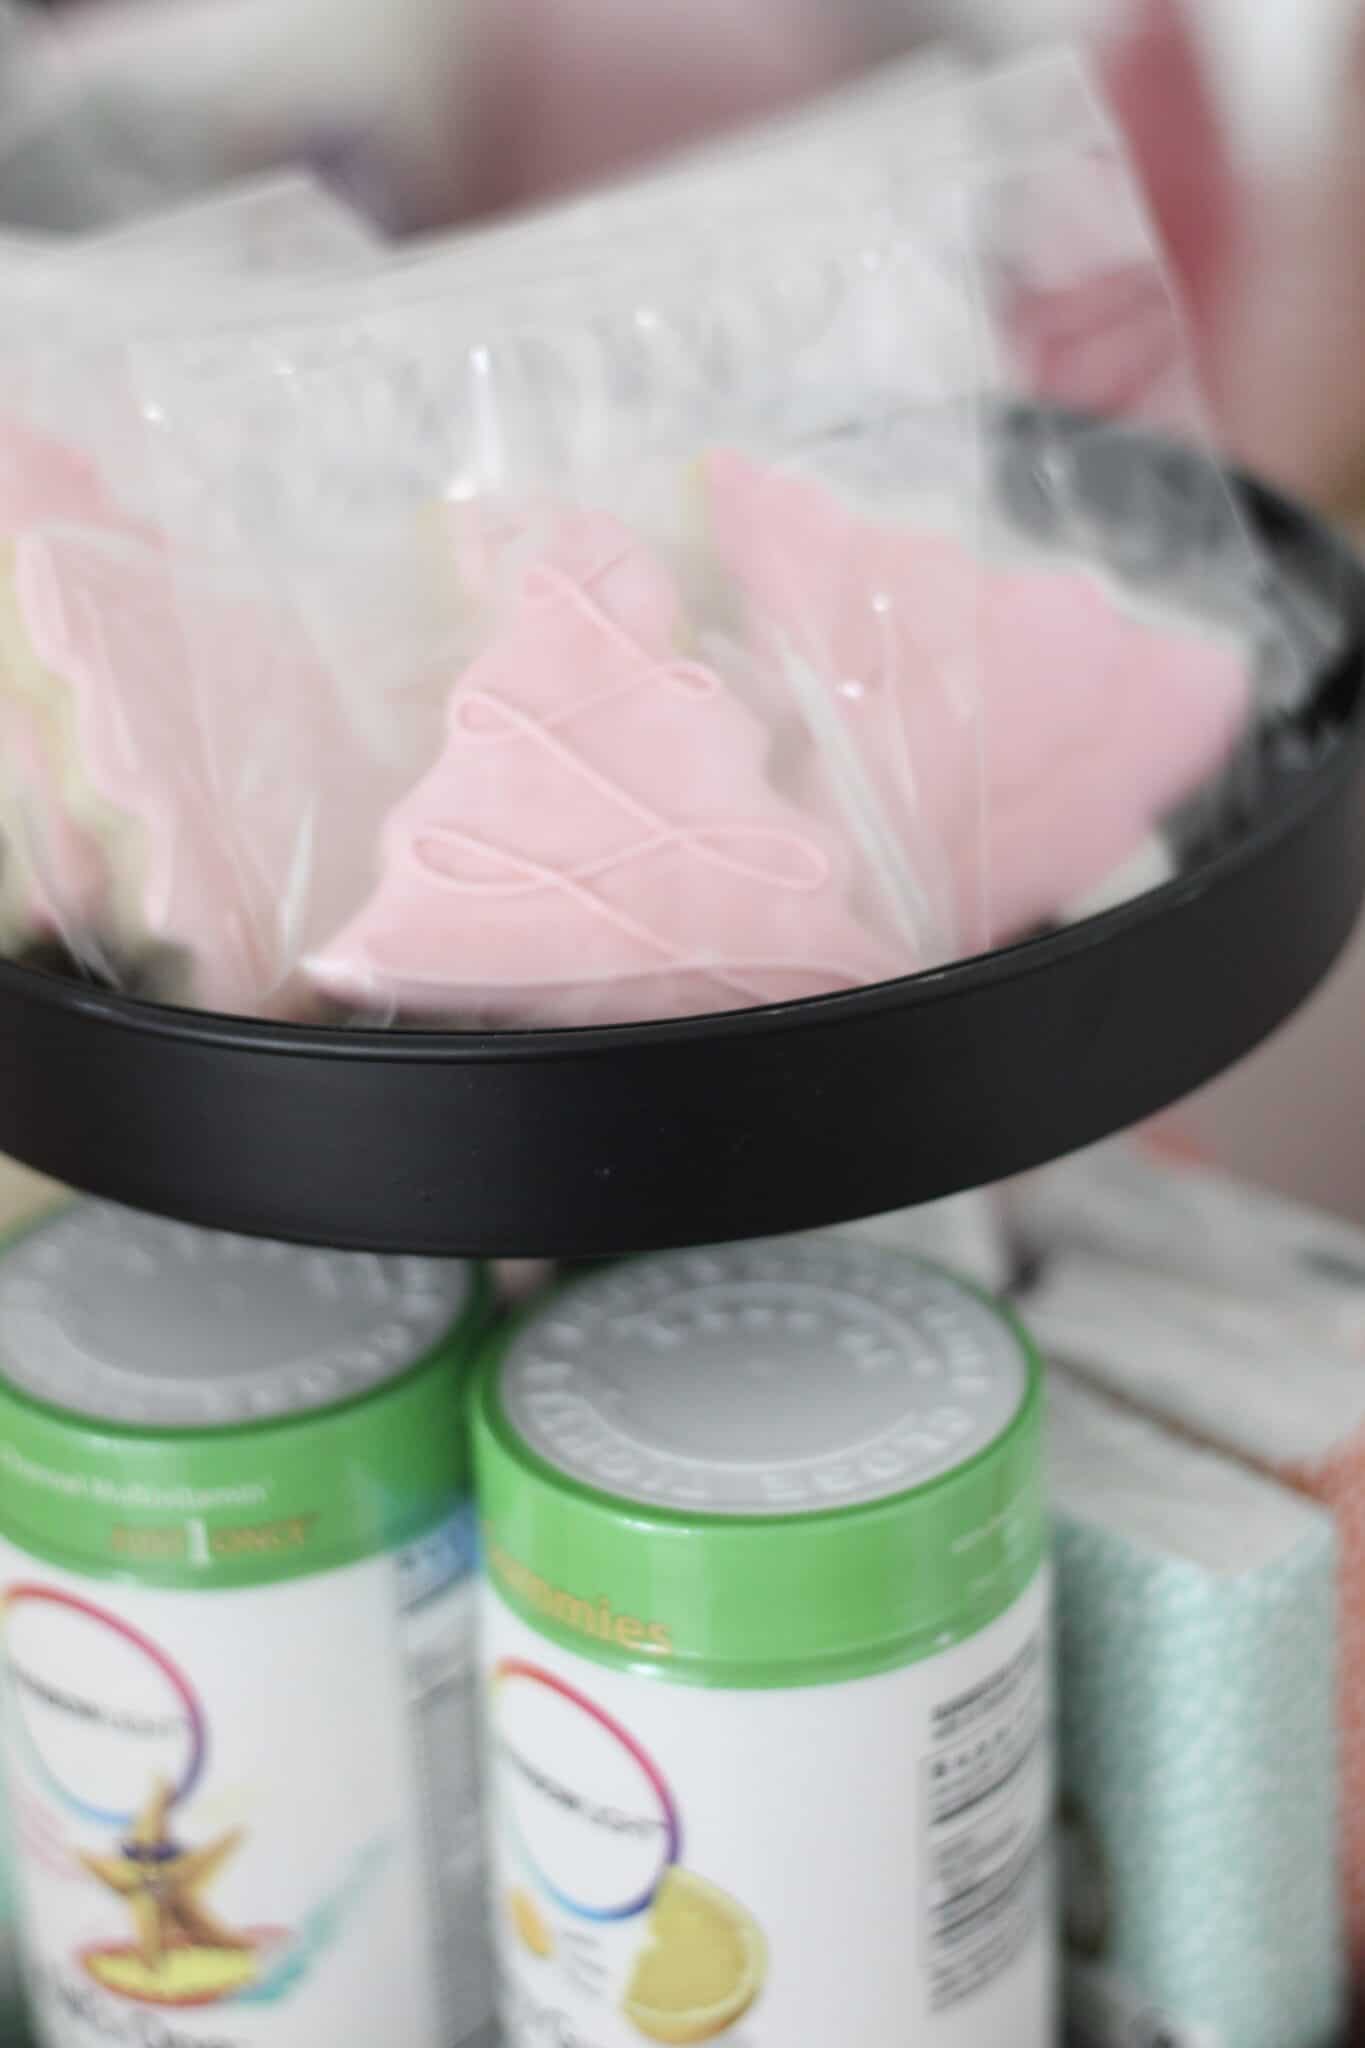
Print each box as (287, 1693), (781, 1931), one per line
(482, 1571), (1053, 2048)
(0, 1516), (491, 2048)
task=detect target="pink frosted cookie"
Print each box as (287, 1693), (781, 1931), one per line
(0, 527), (255, 1005)
(448, 496), (679, 646)
(981, 561), (1247, 936)
(0, 420), (125, 952)
(0, 679), (108, 947)
(3, 524), (384, 1014)
(307, 514), (907, 1026)
(0, 416), (114, 532)
(705, 449), (1250, 944)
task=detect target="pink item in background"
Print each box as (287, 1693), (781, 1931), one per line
(1269, 1439), (1365, 1997)
(706, 449), (1250, 944)
(1094, 0), (1365, 529)
(1136, 1113), (1209, 1167)
(308, 513), (906, 1025)
(997, 0), (1238, 435)
(1213, 2), (1365, 517)
(492, 1259), (557, 1304)
(454, 0), (852, 222)
(1099, 0), (1239, 374)
(40, 0), (876, 236)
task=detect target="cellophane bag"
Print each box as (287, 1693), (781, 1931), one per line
(0, 147), (987, 1023)
(955, 52), (1328, 929)
(0, 171), (379, 471)
(0, 172), (381, 989)
(0, 49), (1314, 1029)
(392, 47), (1311, 945)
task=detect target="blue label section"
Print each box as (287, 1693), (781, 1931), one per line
(396, 1505), (478, 1612)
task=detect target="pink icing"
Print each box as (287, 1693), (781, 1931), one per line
(705, 449), (1251, 945)
(15, 526), (384, 1012)
(0, 419), (124, 942)
(0, 416), (114, 532)
(308, 514), (905, 1025)
(452, 497), (679, 646)
(15, 528), (260, 1005)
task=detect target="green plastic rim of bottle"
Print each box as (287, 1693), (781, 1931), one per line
(0, 1221), (492, 1592)
(475, 1253), (1046, 1693)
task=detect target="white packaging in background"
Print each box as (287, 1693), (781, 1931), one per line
(1047, 1371), (1343, 2048)
(817, 1189), (1012, 1293)
(1062, 834), (1177, 925)
(1023, 1231), (1365, 1981)
(1023, 1248), (1365, 1471)
(1009, 1138), (1365, 1358)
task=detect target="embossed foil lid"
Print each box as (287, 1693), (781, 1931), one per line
(499, 1239), (1025, 1514)
(0, 1201), (474, 1428)
(0, 1204), (489, 1590)
(476, 1242), (1046, 1688)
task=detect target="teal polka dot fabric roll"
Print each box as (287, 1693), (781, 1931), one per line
(1050, 1373), (1344, 2048)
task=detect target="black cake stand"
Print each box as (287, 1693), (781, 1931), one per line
(0, 427), (1361, 1258)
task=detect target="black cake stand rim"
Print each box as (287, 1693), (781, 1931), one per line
(0, 734), (1344, 1066)
(0, 450), (1359, 1256)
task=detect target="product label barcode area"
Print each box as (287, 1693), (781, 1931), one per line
(401, 1519), (490, 2042)
(925, 1633), (1049, 2011)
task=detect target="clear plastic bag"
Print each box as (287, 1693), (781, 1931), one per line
(0, 50), (1312, 1028)
(79, 177), (982, 1023)
(368, 49), (1294, 940)
(0, 174), (380, 985)
(949, 55), (1318, 929)
(0, 174), (379, 528)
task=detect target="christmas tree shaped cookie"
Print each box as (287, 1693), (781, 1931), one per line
(307, 511), (905, 1026)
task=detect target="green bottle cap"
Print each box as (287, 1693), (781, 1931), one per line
(0, 1204), (491, 1589)
(476, 1240), (1045, 1690)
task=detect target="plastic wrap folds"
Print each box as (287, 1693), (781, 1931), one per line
(0, 52), (1312, 1030)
